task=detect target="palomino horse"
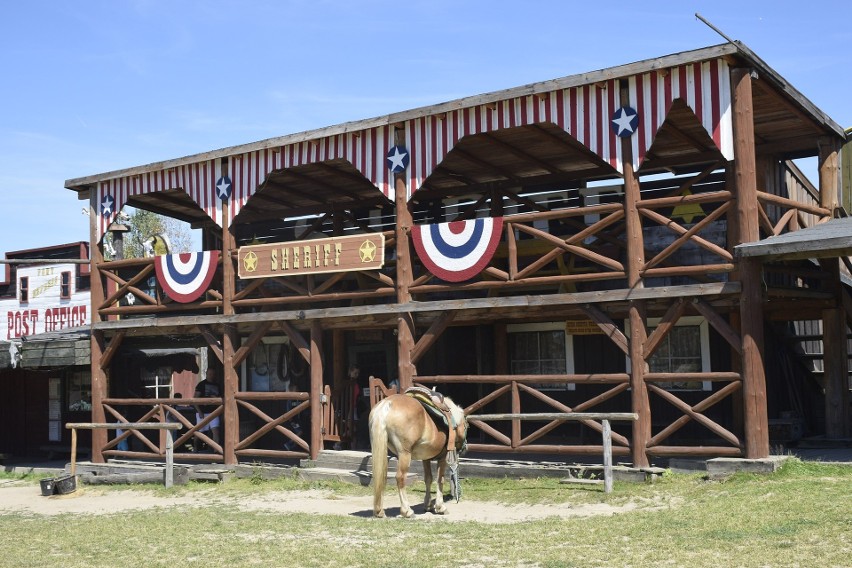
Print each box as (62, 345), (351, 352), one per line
(369, 392), (467, 518)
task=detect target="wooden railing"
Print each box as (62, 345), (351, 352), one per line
(102, 397), (224, 461)
(100, 391), (312, 462)
(467, 412), (638, 492)
(414, 374), (632, 456)
(66, 422), (182, 487)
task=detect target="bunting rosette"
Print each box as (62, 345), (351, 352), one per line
(411, 217), (503, 282)
(154, 251), (220, 303)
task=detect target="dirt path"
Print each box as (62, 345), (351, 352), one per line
(0, 480), (658, 523)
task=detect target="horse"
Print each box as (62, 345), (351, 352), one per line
(368, 392), (468, 518)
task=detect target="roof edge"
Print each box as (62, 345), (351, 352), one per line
(65, 41), (843, 191)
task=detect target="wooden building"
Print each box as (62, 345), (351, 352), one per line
(0, 242), (92, 456)
(64, 41), (851, 468)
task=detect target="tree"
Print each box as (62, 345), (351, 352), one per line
(105, 208), (195, 259)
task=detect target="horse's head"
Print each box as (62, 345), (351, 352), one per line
(445, 397), (469, 456)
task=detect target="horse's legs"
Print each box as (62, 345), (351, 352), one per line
(433, 458), (448, 514)
(422, 459), (433, 511)
(396, 451), (415, 518)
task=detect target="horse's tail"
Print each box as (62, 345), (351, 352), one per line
(369, 402), (388, 517)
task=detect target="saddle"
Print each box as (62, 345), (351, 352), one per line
(404, 386), (459, 453)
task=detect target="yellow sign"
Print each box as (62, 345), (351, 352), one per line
(671, 188), (706, 224)
(565, 320), (603, 335)
(237, 234), (385, 279)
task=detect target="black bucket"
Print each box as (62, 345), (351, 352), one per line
(54, 474), (77, 495)
(39, 477), (56, 496)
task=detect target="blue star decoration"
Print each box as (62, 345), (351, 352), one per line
(386, 145), (410, 173)
(611, 106), (639, 138)
(101, 193), (115, 217)
(216, 176), (232, 201)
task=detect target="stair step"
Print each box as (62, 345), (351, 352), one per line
(296, 466), (418, 486)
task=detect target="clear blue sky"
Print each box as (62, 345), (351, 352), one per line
(2, 1), (850, 252)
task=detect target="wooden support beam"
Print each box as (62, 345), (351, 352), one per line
(579, 304), (629, 355)
(411, 310), (456, 365)
(819, 137), (850, 437)
(232, 321), (274, 368)
(643, 299), (688, 359)
(731, 66), (769, 459)
(620, 80), (650, 468)
(99, 330), (126, 371)
(198, 324), (224, 365)
(310, 321), (323, 460)
(277, 320), (311, 365)
(394, 139), (416, 387)
(691, 298), (742, 355)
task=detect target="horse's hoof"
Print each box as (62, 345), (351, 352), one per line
(401, 509), (415, 518)
(434, 505), (447, 515)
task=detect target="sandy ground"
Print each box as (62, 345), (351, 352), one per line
(0, 479), (663, 523)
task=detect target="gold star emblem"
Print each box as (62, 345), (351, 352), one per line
(243, 251), (258, 272)
(359, 239), (377, 263)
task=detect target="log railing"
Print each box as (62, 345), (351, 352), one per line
(102, 397), (224, 462)
(414, 374), (632, 456)
(234, 391), (310, 459)
(66, 422), (182, 487)
(467, 412), (638, 492)
(99, 391), (313, 462)
(637, 190), (734, 279)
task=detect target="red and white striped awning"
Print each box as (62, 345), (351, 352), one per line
(94, 59), (733, 243)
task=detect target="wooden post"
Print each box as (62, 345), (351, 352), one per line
(332, 214), (346, 390)
(731, 67), (769, 458)
(818, 137), (850, 438)
(165, 430), (174, 488)
(602, 419), (613, 494)
(88, 189), (108, 463)
(310, 320), (324, 459)
(221, 161), (239, 465)
(619, 81), (650, 468)
(70, 427), (78, 476)
(394, 131), (416, 389)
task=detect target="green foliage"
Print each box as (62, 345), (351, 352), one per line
(105, 208), (194, 259)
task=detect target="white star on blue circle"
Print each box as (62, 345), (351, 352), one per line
(216, 176), (232, 200)
(101, 194), (115, 217)
(386, 145), (410, 173)
(611, 106), (639, 137)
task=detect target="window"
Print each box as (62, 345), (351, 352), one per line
(508, 323), (574, 390)
(67, 371), (92, 411)
(60, 271), (72, 299)
(141, 367), (173, 399)
(19, 276), (28, 303)
(645, 316), (711, 391)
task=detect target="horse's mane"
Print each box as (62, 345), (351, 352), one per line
(443, 396), (467, 429)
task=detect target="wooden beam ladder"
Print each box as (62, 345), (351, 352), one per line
(466, 412), (638, 493)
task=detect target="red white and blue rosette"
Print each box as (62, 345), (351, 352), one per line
(411, 217), (503, 282)
(154, 251), (220, 303)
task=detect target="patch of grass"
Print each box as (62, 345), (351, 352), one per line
(1, 460), (850, 568)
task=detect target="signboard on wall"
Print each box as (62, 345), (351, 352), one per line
(1, 263), (90, 340)
(237, 234), (385, 279)
(565, 320), (604, 335)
